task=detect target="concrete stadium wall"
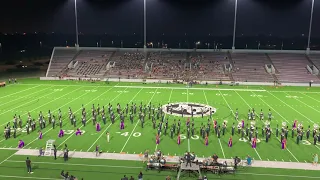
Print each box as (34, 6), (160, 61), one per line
(54, 46), (320, 55)
(39, 77), (320, 87)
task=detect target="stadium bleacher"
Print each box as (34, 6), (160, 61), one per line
(46, 47), (320, 83)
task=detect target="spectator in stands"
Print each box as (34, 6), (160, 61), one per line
(138, 171), (143, 180)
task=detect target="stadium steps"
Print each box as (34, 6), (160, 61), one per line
(229, 73), (234, 81)
(227, 51), (235, 69)
(305, 54), (319, 70)
(72, 50), (83, 61)
(265, 53), (280, 74)
(272, 74), (279, 82)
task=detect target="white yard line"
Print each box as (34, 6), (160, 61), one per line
(56, 85), (123, 148)
(217, 90), (234, 114)
(233, 91), (262, 161)
(22, 86), (96, 148)
(250, 91), (299, 162)
(0, 86), (82, 131)
(187, 88), (190, 152)
(0, 86), (56, 117)
(283, 92), (320, 114)
(0, 153), (15, 165)
(23, 85), (117, 148)
(0, 86), (74, 127)
(86, 87), (133, 151)
(0, 85), (41, 99)
(300, 92), (320, 103)
(267, 91), (315, 124)
(204, 90), (226, 158)
(0, 86), (53, 107)
(120, 89), (158, 152)
(155, 89), (173, 151)
(120, 88), (157, 153)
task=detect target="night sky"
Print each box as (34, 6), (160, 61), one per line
(0, 0), (319, 38)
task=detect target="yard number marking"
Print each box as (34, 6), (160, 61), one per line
(250, 94), (266, 98)
(147, 92), (161, 94)
(119, 131), (141, 137)
(85, 90), (97, 93)
(53, 89), (63, 92)
(216, 93), (229, 96)
(301, 140), (311, 145)
(286, 96), (301, 99)
(180, 134), (199, 140)
(116, 91), (129, 93)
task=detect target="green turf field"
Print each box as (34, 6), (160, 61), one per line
(0, 79), (320, 179)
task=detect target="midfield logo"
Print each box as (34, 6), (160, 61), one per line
(162, 102), (216, 117)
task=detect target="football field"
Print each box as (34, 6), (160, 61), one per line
(0, 79), (320, 179)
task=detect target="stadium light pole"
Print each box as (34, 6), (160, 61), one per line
(307, 0), (315, 54)
(143, 0), (147, 50)
(74, 0), (79, 48)
(232, 0), (238, 52)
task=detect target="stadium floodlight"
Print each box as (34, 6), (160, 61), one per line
(307, 0), (315, 53)
(232, 0), (238, 51)
(144, 0), (147, 50)
(74, 0), (79, 48)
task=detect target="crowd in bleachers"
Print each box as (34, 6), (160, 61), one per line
(108, 52), (145, 78)
(149, 52), (187, 79)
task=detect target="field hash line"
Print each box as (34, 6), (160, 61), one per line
(120, 88), (158, 153)
(204, 90), (226, 158)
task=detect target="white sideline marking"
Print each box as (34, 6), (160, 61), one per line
(238, 173), (320, 179)
(0, 85), (41, 99)
(115, 85), (266, 92)
(5, 160), (142, 169)
(0, 175), (60, 180)
(120, 88), (157, 153)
